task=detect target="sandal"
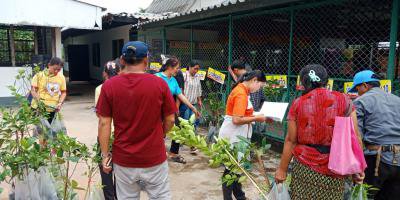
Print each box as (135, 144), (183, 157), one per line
(170, 155), (186, 164)
(190, 147), (198, 155)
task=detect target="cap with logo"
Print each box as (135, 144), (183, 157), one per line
(121, 41), (149, 59)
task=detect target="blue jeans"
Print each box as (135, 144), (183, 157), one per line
(179, 104), (199, 129)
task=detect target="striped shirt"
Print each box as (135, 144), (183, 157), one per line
(183, 71), (202, 104)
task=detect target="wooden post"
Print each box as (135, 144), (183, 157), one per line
(51, 28), (56, 57)
(9, 25), (16, 66)
(34, 27), (38, 55)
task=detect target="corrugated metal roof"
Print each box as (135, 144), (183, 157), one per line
(146, 0), (245, 14)
(103, 12), (165, 21)
(135, 0), (246, 27)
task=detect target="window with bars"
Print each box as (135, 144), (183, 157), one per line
(112, 39), (124, 60)
(14, 29), (35, 66)
(0, 27), (35, 66)
(0, 28), (11, 66)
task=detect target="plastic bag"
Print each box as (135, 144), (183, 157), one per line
(328, 116), (367, 175)
(14, 167), (58, 200)
(350, 184), (367, 200)
(86, 183), (105, 200)
(35, 113), (67, 139)
(267, 183), (290, 200)
(38, 167), (58, 200)
(50, 113), (67, 138)
(207, 125), (217, 143)
(14, 170), (41, 200)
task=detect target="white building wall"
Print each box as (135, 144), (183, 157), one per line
(0, 67), (32, 97)
(64, 25), (131, 81)
(0, 28), (62, 98)
(55, 28), (63, 58)
(0, 0), (103, 30)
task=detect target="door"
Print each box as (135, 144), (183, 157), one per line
(67, 45), (89, 81)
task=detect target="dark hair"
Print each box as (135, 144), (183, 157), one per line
(366, 81), (381, 88)
(189, 60), (201, 68)
(104, 60), (121, 78)
(232, 70), (266, 89)
(231, 60), (245, 70)
(48, 57), (64, 67)
(299, 64), (328, 91)
(122, 47), (145, 65)
(160, 56), (179, 72)
(114, 58), (124, 70)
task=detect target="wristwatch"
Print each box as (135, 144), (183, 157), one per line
(101, 152), (111, 159)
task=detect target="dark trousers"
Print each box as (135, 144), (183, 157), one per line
(97, 138), (117, 200)
(46, 111), (56, 124)
(99, 164), (116, 200)
(170, 114), (180, 154)
(365, 155), (400, 200)
(222, 169), (246, 200)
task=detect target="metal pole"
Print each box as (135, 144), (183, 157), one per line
(225, 15), (233, 103)
(287, 8), (295, 102)
(228, 15), (233, 66)
(162, 27), (167, 54)
(190, 25), (194, 60)
(388, 0), (399, 80)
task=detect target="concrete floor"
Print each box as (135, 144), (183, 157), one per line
(0, 83), (279, 200)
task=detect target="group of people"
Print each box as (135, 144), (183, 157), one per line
(30, 40), (400, 200)
(274, 65), (400, 200)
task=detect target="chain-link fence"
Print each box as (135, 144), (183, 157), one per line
(138, 0), (400, 142)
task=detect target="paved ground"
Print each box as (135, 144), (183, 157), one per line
(0, 83), (280, 200)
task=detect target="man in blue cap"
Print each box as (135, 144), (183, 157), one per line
(97, 41), (176, 199)
(350, 70), (400, 200)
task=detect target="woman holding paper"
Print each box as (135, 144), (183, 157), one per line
(218, 70), (267, 200)
(274, 64), (364, 200)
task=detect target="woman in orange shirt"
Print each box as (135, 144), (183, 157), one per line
(219, 70), (267, 200)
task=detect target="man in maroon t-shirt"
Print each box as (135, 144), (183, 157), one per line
(96, 41), (176, 199)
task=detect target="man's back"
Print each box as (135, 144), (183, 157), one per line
(354, 87), (400, 143)
(96, 73), (176, 168)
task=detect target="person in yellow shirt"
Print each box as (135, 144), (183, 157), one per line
(31, 57), (66, 123)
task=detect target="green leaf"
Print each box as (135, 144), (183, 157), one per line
(71, 179), (78, 187)
(71, 179), (85, 190)
(264, 144), (272, 150)
(67, 156), (80, 163)
(238, 176), (247, 183)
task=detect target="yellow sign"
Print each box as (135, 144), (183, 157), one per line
(344, 80), (392, 94)
(196, 70), (207, 81)
(326, 79), (334, 91)
(380, 80), (392, 93)
(265, 75), (274, 81)
(274, 75), (287, 88)
(181, 68), (187, 73)
(207, 68), (226, 84)
(344, 82), (355, 94)
(149, 62), (161, 71)
(296, 75), (304, 90)
(265, 75), (287, 88)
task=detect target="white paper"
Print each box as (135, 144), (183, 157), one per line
(254, 101), (289, 122)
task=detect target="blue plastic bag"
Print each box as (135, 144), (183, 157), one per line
(267, 183), (290, 200)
